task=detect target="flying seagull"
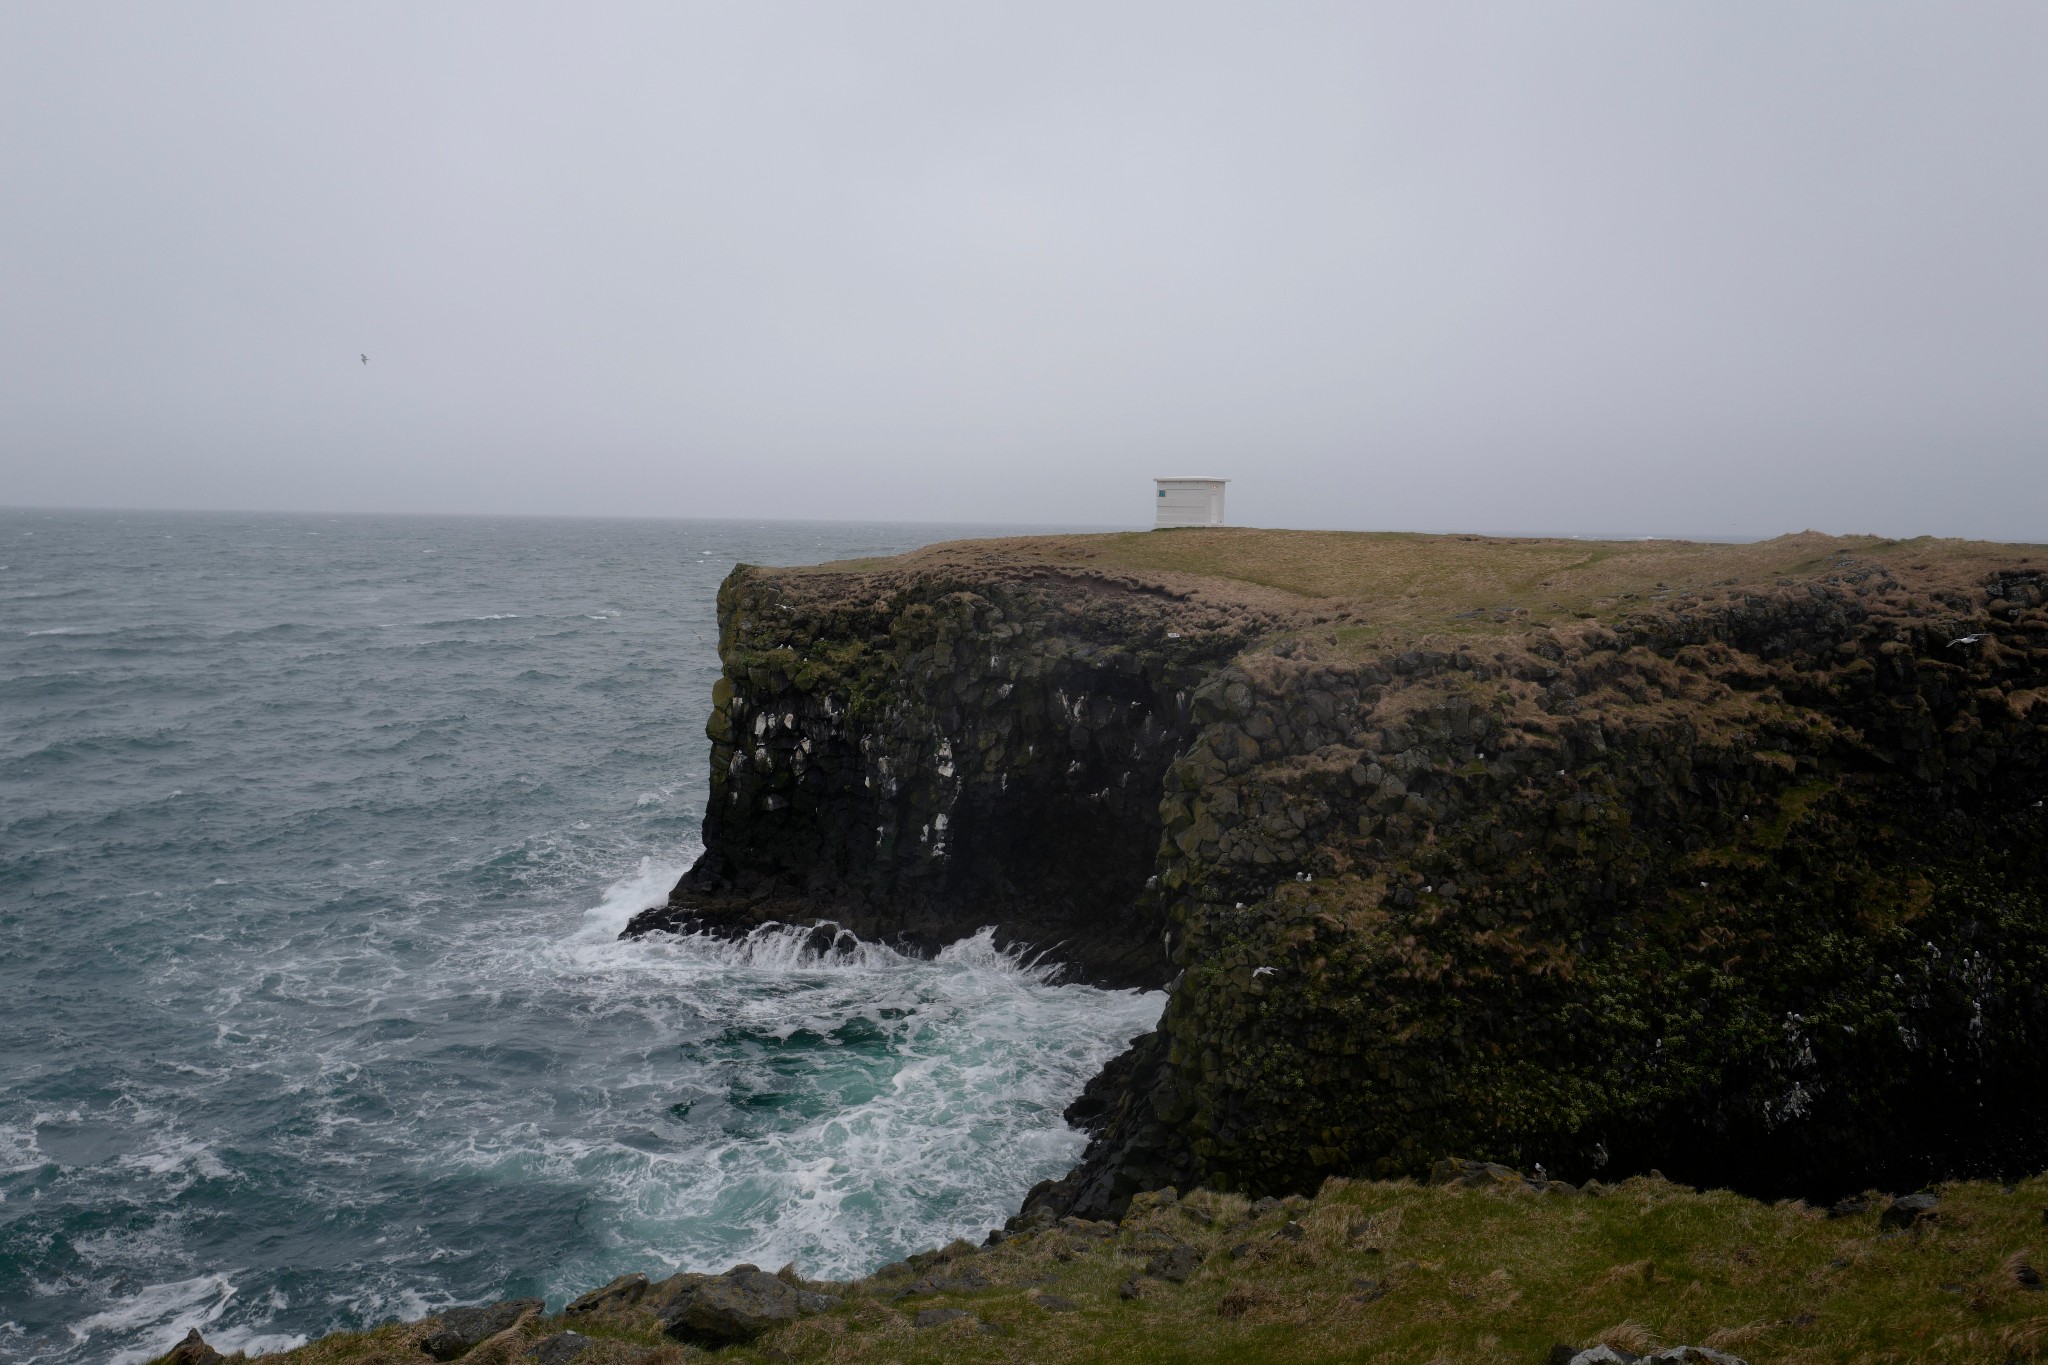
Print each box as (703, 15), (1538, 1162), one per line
(1948, 633), (1990, 648)
(1252, 966), (1277, 979)
(360, 354), (369, 365)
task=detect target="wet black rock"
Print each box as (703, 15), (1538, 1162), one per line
(1064, 1035), (1153, 1133)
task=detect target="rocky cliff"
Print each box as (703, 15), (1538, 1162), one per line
(629, 530), (2048, 1216)
(625, 541), (1302, 986)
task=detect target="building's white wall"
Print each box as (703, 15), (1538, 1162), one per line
(1154, 479), (1226, 528)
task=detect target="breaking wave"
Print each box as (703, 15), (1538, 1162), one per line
(0, 510), (1136, 1364)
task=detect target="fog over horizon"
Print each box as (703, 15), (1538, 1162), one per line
(2, 4), (2045, 542)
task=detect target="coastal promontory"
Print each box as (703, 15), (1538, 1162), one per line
(630, 528), (2048, 1216)
(194, 527), (2048, 1365)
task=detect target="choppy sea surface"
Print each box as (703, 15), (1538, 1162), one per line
(0, 510), (1160, 1364)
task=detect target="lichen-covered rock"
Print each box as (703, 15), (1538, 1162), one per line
(563, 1272), (646, 1318)
(417, 1299), (543, 1360)
(659, 1265), (832, 1344)
(1145, 1241), (1203, 1281)
(521, 1331), (592, 1364)
(154, 1328), (224, 1365)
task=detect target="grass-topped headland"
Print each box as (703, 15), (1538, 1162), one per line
(659, 522), (2048, 1211)
(153, 524), (2048, 1365)
(151, 532), (2048, 1365)
(172, 1165), (2048, 1365)
(768, 527), (2043, 653)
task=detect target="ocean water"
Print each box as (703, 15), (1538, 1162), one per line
(0, 510), (1161, 1365)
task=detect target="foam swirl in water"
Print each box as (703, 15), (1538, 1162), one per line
(0, 511), (1140, 1365)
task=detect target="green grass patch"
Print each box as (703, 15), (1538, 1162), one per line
(235, 1173), (2048, 1365)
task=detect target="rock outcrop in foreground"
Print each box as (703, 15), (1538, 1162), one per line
(629, 529), (2048, 1215)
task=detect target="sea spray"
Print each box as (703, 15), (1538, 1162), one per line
(0, 510), (1131, 1365)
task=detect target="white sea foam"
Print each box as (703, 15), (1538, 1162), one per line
(71, 1274), (234, 1365)
(507, 862), (1163, 1282)
(0, 1122), (42, 1184)
(387, 870), (1152, 1285)
(575, 856), (692, 939)
(7, 514), (1150, 1363)
(115, 1134), (231, 1187)
(212, 1327), (308, 1357)
(340, 1283), (444, 1332)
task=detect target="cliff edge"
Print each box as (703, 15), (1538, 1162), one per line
(627, 529), (2048, 1215)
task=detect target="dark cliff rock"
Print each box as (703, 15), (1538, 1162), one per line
(625, 549), (1291, 985)
(632, 531), (2048, 1213)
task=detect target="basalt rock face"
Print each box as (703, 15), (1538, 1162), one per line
(1038, 560), (2048, 1217)
(625, 557), (1285, 986)
(635, 539), (2048, 1213)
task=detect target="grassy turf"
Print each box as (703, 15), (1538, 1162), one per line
(788, 527), (2044, 653)
(241, 1173), (2048, 1365)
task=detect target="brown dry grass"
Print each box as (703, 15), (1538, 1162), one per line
(772, 526), (2044, 653)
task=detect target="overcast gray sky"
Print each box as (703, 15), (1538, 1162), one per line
(2, 4), (2044, 539)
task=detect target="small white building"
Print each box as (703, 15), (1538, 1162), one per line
(1153, 477), (1227, 529)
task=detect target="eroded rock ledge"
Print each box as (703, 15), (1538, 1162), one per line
(629, 530), (2048, 1215)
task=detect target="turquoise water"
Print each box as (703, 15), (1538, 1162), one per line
(0, 510), (1161, 1364)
